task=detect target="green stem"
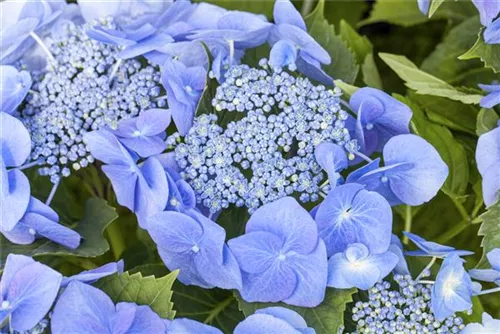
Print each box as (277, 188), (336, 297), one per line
(204, 295), (234, 325)
(301, 0), (315, 16)
(67, 257), (97, 270)
(436, 219), (470, 244)
(477, 286), (500, 295)
(106, 221), (126, 260)
(451, 197), (470, 222)
(403, 205), (412, 245)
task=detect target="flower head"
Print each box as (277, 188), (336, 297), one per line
(0, 254), (62, 332)
(234, 307), (315, 334)
(228, 197), (327, 307)
(404, 232), (474, 258)
(469, 248), (500, 285)
(0, 65), (32, 114)
(476, 126), (500, 206)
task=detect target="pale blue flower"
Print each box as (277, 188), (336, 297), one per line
(314, 183), (392, 257)
(476, 126), (500, 206)
(469, 248), (500, 285)
(431, 253), (473, 321)
(478, 84), (500, 108)
(472, 0), (500, 26)
(327, 243), (398, 290)
(61, 261), (124, 287)
(147, 210), (242, 290)
(51, 281), (165, 334)
(164, 318), (222, 334)
(0, 254), (62, 332)
(346, 134), (448, 206)
(228, 197), (328, 307)
(461, 312), (500, 333)
(404, 232), (473, 258)
(0, 65), (32, 114)
(314, 142), (348, 186)
(234, 307), (315, 334)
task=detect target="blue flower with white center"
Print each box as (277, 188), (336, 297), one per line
(51, 281), (165, 334)
(417, 0), (431, 15)
(0, 65), (32, 114)
(161, 58), (207, 135)
(164, 318), (222, 334)
(0, 254), (62, 332)
(111, 108), (171, 158)
(228, 197), (327, 307)
(61, 260), (124, 287)
(476, 126), (500, 206)
(404, 232), (474, 258)
(314, 183), (392, 257)
(1, 112), (32, 231)
(431, 253), (473, 321)
(472, 0), (500, 27)
(346, 134), (449, 206)
(478, 83), (500, 108)
(462, 312), (500, 333)
(147, 210), (242, 290)
(2, 196), (81, 249)
(349, 87), (412, 155)
(327, 243), (398, 290)
(269, 0), (331, 84)
(469, 248), (500, 286)
(83, 129), (169, 227)
(234, 307), (315, 334)
(314, 142), (347, 186)
(388, 234), (410, 276)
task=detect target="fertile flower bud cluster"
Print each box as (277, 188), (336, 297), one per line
(349, 275), (465, 334)
(172, 61), (357, 212)
(17, 23), (162, 183)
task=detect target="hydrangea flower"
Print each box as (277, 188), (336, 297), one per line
(269, 0), (331, 84)
(111, 108), (171, 158)
(346, 134), (448, 206)
(349, 87), (412, 155)
(476, 126), (500, 206)
(147, 210), (242, 290)
(431, 253), (473, 321)
(314, 142), (348, 186)
(404, 232), (474, 258)
(51, 281), (165, 333)
(234, 307), (315, 334)
(0, 254), (62, 332)
(0, 65), (32, 114)
(462, 312), (500, 333)
(469, 248), (500, 285)
(388, 234), (410, 275)
(164, 318), (222, 334)
(61, 260), (124, 287)
(314, 183), (392, 257)
(327, 243), (398, 290)
(478, 83), (500, 108)
(228, 197), (327, 307)
(472, 0), (500, 27)
(83, 129), (169, 227)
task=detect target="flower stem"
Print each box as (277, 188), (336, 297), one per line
(106, 221), (126, 260)
(403, 205), (412, 244)
(436, 219), (470, 244)
(16, 159), (42, 171)
(30, 31), (56, 63)
(353, 151), (373, 163)
(451, 196), (470, 222)
(476, 286), (500, 296)
(417, 280), (435, 285)
(108, 58), (123, 85)
(301, 0), (315, 16)
(204, 295), (234, 325)
(45, 179), (60, 206)
(415, 256), (437, 281)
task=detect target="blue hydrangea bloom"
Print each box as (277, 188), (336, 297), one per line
(0, 65), (32, 114)
(462, 312), (500, 333)
(404, 232), (474, 258)
(469, 248), (500, 285)
(346, 134), (448, 206)
(314, 142), (348, 186)
(234, 307), (315, 334)
(0, 254), (62, 332)
(350, 87), (412, 155)
(51, 281), (165, 334)
(472, 0), (500, 26)
(476, 126), (500, 206)
(164, 318), (222, 334)
(228, 197), (328, 307)
(2, 196), (81, 249)
(112, 108), (171, 158)
(431, 253), (473, 321)
(1, 112), (32, 231)
(484, 18), (500, 44)
(314, 183), (392, 257)
(83, 129), (169, 227)
(161, 59), (207, 135)
(417, 0), (431, 15)
(147, 210), (242, 290)
(269, 0), (331, 84)
(61, 260), (124, 287)
(327, 243), (398, 290)
(388, 234), (410, 275)
(478, 84), (500, 108)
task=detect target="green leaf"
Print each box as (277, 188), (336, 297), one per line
(360, 0), (476, 27)
(476, 108), (500, 136)
(333, 80), (359, 97)
(475, 200), (500, 268)
(0, 198), (118, 264)
(380, 53), (483, 104)
(428, 0), (445, 18)
(460, 30), (500, 73)
(362, 53), (384, 89)
(305, 0), (359, 84)
(324, 0), (369, 28)
(95, 270), (178, 319)
(396, 95), (470, 198)
(237, 288), (356, 334)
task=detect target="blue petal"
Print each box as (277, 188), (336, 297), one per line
(195, 244), (242, 290)
(102, 164), (139, 211)
(165, 318), (223, 334)
(83, 129), (137, 167)
(187, 3), (227, 30)
(78, 0), (121, 23)
(480, 91), (500, 108)
(274, 24), (330, 65)
(482, 165), (500, 206)
(1, 222), (35, 244)
(389, 234), (410, 275)
(0, 65), (32, 114)
(117, 33), (174, 59)
(417, 0), (431, 14)
(256, 307), (308, 329)
(274, 0), (306, 31)
(314, 142), (348, 186)
(1, 169), (31, 231)
(327, 247), (379, 290)
(234, 313), (299, 334)
(61, 261), (124, 287)
(476, 127), (500, 177)
(473, 0), (500, 26)
(0, 112), (32, 167)
(1, 254), (36, 293)
(21, 211), (81, 249)
(120, 303), (165, 333)
(118, 135), (167, 158)
(485, 17), (500, 44)
(487, 248), (500, 271)
(468, 268), (500, 283)
(269, 39), (298, 69)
